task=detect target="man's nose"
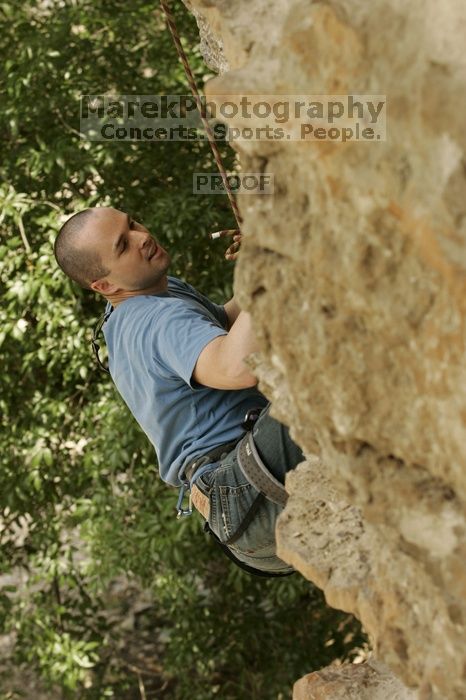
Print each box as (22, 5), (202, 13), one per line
(138, 232), (152, 250)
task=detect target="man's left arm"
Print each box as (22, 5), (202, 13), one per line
(223, 296), (241, 330)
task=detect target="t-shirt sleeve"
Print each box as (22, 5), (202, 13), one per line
(154, 301), (228, 389)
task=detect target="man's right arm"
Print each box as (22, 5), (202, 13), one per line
(192, 311), (260, 390)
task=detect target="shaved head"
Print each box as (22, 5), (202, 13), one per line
(54, 208), (110, 289)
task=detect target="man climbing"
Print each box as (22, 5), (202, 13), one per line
(54, 206), (304, 575)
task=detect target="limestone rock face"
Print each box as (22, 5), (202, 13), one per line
(181, 1), (466, 698)
(181, 0), (229, 73)
(293, 659), (417, 700)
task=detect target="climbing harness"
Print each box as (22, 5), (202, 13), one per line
(159, 0), (243, 260)
(236, 432), (288, 508)
(180, 408), (288, 517)
(179, 407), (294, 578)
(175, 409), (262, 518)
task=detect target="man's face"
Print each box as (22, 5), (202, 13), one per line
(79, 207), (171, 294)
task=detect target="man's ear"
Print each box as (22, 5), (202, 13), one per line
(90, 278), (120, 295)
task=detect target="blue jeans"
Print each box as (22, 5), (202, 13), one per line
(195, 403), (305, 574)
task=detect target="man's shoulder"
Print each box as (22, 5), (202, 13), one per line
(104, 276), (205, 335)
(106, 280), (188, 326)
(167, 275), (197, 294)
(112, 277), (182, 313)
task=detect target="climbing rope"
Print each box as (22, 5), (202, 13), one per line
(159, 0), (242, 259)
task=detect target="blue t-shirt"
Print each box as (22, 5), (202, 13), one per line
(102, 276), (268, 486)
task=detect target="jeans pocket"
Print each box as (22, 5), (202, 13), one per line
(217, 482), (255, 542)
(195, 468), (215, 496)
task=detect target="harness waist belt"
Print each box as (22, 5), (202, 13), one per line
(236, 432), (288, 508)
(183, 430), (288, 519)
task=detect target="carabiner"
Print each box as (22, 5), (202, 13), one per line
(176, 481), (193, 519)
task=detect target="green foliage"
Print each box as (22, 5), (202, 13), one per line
(0, 1), (367, 698)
